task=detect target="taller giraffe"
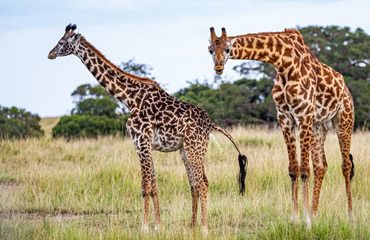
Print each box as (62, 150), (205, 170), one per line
(48, 24), (247, 234)
(208, 27), (354, 226)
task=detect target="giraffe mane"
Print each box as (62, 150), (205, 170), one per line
(79, 37), (164, 91)
(228, 28), (304, 40)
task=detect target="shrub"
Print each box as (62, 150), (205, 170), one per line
(52, 115), (128, 139)
(0, 106), (44, 139)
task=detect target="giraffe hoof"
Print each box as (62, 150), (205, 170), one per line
(290, 214), (299, 223)
(142, 224), (149, 232)
(202, 227), (209, 236)
(305, 218), (312, 228)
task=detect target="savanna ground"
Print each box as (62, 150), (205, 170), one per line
(0, 118), (369, 239)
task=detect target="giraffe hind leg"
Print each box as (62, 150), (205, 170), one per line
(349, 154), (354, 181)
(180, 147), (199, 228)
(181, 139), (209, 235)
(334, 104), (354, 221)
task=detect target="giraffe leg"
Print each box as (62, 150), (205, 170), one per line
(180, 147), (199, 229)
(298, 117), (314, 227)
(150, 160), (161, 231)
(199, 168), (209, 235)
(310, 125), (328, 218)
(334, 108), (354, 221)
(181, 139), (209, 235)
(135, 146), (153, 232)
(278, 113), (299, 222)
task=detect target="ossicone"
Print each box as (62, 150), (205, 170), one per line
(210, 26), (217, 41)
(65, 23), (77, 32)
(221, 27), (227, 39)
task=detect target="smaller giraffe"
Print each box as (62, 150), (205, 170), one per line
(48, 24), (248, 235)
(207, 27), (355, 226)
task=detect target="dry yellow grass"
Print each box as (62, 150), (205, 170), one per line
(0, 126), (369, 239)
(40, 117), (60, 138)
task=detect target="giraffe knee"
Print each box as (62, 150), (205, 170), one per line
(141, 182), (152, 198)
(289, 172), (297, 181)
(142, 190), (149, 198)
(288, 166), (299, 181)
(313, 163), (328, 177)
(300, 164), (311, 181)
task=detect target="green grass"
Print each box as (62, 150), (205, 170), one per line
(0, 126), (369, 239)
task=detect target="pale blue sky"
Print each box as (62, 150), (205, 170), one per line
(1, 0), (369, 117)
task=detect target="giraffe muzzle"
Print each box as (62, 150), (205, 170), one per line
(214, 65), (224, 75)
(48, 52), (56, 59)
(215, 69), (223, 75)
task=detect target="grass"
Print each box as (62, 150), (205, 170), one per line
(0, 124), (369, 239)
(39, 117), (60, 138)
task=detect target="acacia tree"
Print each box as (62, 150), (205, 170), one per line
(52, 59), (154, 138)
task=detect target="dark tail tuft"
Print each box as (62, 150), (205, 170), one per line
(238, 154), (248, 195)
(349, 154), (354, 181)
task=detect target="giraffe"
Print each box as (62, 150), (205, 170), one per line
(48, 24), (248, 234)
(208, 27), (355, 226)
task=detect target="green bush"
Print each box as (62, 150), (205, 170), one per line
(0, 106), (44, 139)
(52, 115), (128, 139)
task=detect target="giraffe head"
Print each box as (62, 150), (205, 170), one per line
(48, 24), (81, 59)
(208, 27), (236, 75)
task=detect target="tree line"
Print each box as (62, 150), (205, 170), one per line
(1, 25), (368, 139)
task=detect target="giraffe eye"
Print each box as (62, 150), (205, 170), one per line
(226, 48), (230, 53)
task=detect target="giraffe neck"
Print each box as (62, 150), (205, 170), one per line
(229, 30), (303, 74)
(73, 37), (162, 113)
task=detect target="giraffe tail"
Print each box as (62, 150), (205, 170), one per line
(212, 125), (248, 195)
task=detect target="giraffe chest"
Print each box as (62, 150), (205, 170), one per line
(272, 74), (343, 126)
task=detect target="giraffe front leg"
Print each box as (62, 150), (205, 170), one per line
(150, 160), (161, 231)
(136, 146), (153, 232)
(298, 117), (314, 227)
(190, 186), (199, 228)
(310, 126), (328, 218)
(278, 113), (299, 223)
(141, 166), (152, 232)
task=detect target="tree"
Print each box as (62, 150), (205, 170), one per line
(174, 78), (277, 127)
(71, 84), (120, 118)
(0, 106), (44, 139)
(52, 59), (154, 139)
(120, 58), (155, 79)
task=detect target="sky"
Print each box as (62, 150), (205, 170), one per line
(1, 0), (369, 117)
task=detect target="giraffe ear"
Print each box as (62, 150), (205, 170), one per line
(228, 38), (237, 46)
(74, 33), (81, 41)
